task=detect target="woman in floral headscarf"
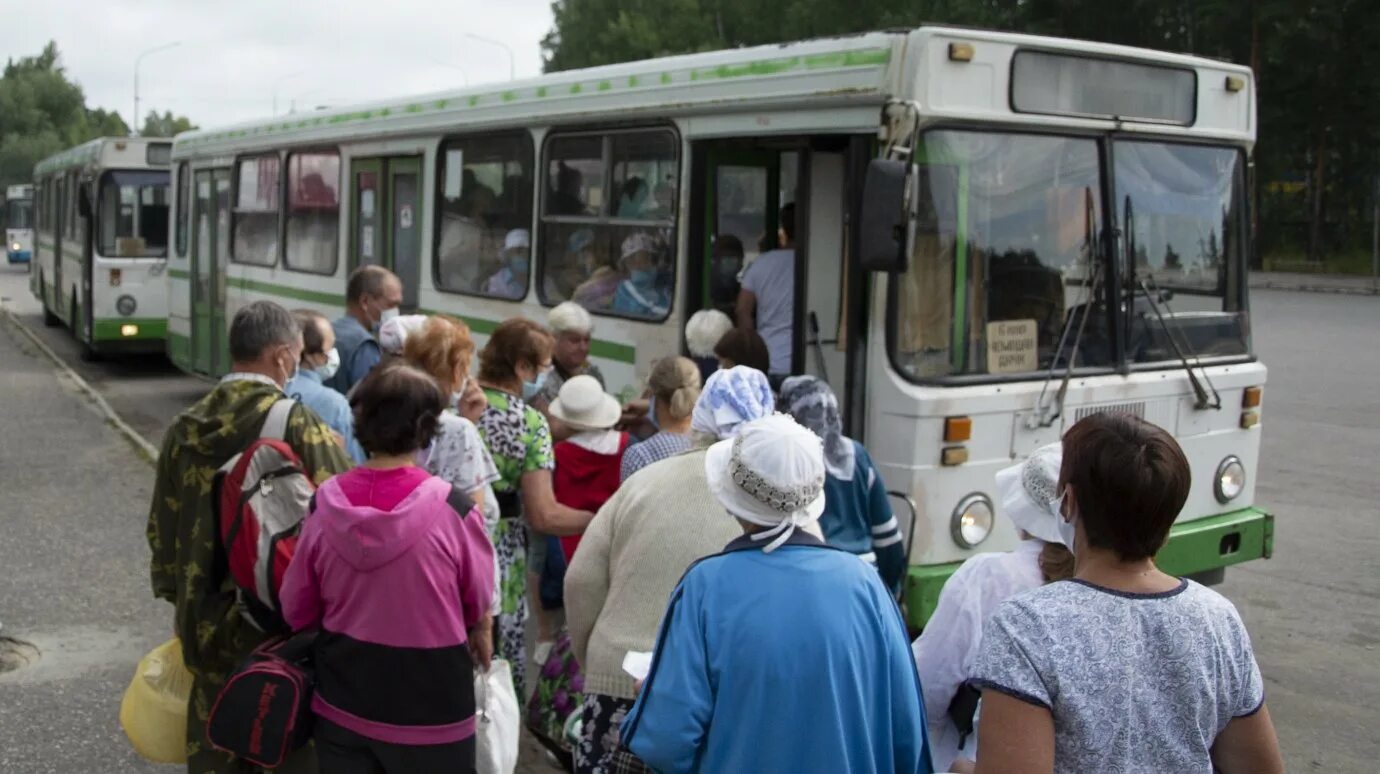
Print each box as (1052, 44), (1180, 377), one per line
(779, 375), (905, 593)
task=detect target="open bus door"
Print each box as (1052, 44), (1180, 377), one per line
(351, 155), (423, 312)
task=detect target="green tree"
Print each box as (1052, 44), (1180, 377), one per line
(140, 110), (196, 138)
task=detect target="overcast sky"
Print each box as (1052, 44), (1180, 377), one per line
(2, 0), (555, 131)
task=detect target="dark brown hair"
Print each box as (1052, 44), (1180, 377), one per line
(478, 317), (554, 384)
(1059, 413), (1191, 561)
(350, 363), (446, 457)
(713, 327), (771, 375)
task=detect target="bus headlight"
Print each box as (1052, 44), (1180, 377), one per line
(1215, 456), (1246, 503)
(951, 493), (994, 548)
(116, 294), (137, 316)
(10, 242), (18, 252)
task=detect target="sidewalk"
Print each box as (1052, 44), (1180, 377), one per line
(1249, 271), (1380, 296)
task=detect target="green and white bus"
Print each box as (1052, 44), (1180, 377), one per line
(167, 26), (1270, 626)
(6, 184), (34, 264)
(31, 137), (172, 357)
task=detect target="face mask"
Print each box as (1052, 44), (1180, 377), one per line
(314, 348), (341, 380)
(379, 306), (401, 327)
(630, 268), (656, 286)
(1050, 489), (1077, 551)
(510, 255), (530, 274)
(522, 368), (549, 401)
(647, 395), (661, 431)
(451, 378), (469, 411)
(279, 351), (299, 388)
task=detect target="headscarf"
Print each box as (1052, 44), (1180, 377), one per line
(705, 414), (826, 552)
(779, 375), (855, 481)
(995, 442), (1068, 547)
(690, 366), (774, 440)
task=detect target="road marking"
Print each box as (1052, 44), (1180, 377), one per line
(0, 304), (159, 465)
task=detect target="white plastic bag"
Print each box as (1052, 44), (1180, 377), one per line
(475, 659), (520, 774)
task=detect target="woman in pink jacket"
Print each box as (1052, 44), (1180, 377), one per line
(281, 363), (496, 773)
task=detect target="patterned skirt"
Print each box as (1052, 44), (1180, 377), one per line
(575, 693), (651, 774)
(489, 517), (529, 699)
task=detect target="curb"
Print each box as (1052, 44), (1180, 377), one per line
(1249, 281), (1380, 297)
(0, 305), (160, 465)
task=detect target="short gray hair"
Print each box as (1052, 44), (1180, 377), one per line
(548, 301), (593, 335)
(230, 301), (300, 362)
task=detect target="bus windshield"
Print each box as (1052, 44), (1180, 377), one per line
(6, 198), (33, 229)
(99, 170), (170, 258)
(890, 130), (1249, 382)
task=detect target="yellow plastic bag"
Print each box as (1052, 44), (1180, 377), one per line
(119, 637), (193, 764)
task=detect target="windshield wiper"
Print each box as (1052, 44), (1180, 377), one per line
(1032, 187), (1102, 429)
(1134, 275), (1222, 410)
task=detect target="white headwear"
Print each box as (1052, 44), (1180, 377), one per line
(504, 228), (531, 251)
(549, 374), (621, 431)
(548, 300), (593, 335)
(690, 366), (774, 440)
(620, 232), (657, 262)
(705, 414), (826, 553)
(994, 442), (1068, 547)
(377, 314), (429, 355)
(684, 309), (733, 359)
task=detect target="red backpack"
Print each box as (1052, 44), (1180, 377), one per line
(212, 398), (314, 633)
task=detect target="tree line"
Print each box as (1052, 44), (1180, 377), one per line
(0, 42), (195, 190)
(542, 0), (1380, 268)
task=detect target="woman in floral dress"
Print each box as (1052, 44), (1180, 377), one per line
(474, 317), (595, 698)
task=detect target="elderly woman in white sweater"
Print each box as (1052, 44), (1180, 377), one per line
(564, 366), (777, 774)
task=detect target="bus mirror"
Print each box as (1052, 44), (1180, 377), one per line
(859, 158), (908, 273)
(77, 187), (92, 219)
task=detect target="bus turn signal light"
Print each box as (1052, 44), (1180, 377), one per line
(948, 42), (975, 62)
(941, 447), (969, 467)
(1242, 386), (1262, 408)
(1240, 412), (1259, 429)
(944, 416), (972, 443)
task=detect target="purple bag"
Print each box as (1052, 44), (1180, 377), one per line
(206, 632), (315, 768)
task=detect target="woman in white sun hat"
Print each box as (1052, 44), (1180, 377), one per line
(549, 375), (631, 561)
(910, 442), (1074, 774)
(621, 414), (933, 774)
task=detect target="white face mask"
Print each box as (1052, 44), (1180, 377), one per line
(315, 347), (341, 380)
(379, 307), (401, 326)
(1049, 489), (1077, 551)
(450, 377), (468, 410)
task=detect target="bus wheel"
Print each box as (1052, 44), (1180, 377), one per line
(40, 277), (60, 327)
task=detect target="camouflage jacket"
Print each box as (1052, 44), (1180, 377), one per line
(146, 375), (352, 676)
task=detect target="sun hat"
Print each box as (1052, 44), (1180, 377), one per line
(705, 414), (826, 552)
(994, 442), (1067, 547)
(378, 314), (429, 356)
(620, 232), (657, 262)
(548, 374), (622, 432)
(504, 228), (531, 251)
(567, 228), (595, 254)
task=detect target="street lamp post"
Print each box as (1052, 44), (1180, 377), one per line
(272, 71), (307, 115)
(464, 33), (515, 81)
(133, 42), (181, 136)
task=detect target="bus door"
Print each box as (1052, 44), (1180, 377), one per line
(350, 155), (423, 311)
(190, 168), (232, 376)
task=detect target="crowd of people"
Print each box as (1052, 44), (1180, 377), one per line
(147, 264), (1284, 774)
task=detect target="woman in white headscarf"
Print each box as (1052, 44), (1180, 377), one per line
(564, 366), (774, 774)
(780, 375), (905, 592)
(620, 414), (934, 774)
(910, 442), (1074, 774)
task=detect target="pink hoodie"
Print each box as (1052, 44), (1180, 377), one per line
(281, 466), (495, 745)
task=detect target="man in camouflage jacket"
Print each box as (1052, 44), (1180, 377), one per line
(147, 301), (352, 773)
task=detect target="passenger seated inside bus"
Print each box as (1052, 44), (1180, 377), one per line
(548, 162), (587, 216)
(616, 177), (650, 218)
(543, 228), (597, 302)
(483, 229), (531, 299)
(611, 232), (670, 318)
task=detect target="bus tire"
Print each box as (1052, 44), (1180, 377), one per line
(41, 277), (60, 327)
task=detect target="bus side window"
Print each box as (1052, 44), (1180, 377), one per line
(434, 132), (535, 300)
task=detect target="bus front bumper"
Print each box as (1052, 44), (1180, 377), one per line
(7, 250), (31, 263)
(902, 506), (1274, 630)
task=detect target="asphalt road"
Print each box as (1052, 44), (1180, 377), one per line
(1, 259), (1377, 771)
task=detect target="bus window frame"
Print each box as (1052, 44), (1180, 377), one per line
(283, 147), (343, 277)
(95, 169), (172, 259)
(230, 152), (284, 268)
(175, 162), (190, 258)
(430, 129), (537, 301)
(537, 123), (681, 323)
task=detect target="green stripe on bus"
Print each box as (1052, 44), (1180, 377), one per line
(92, 317), (167, 342)
(169, 276), (637, 364)
(168, 331), (190, 363)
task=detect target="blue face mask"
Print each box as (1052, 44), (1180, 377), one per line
(522, 368), (549, 401)
(630, 268), (656, 286)
(509, 255), (530, 275)
(647, 395), (660, 431)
